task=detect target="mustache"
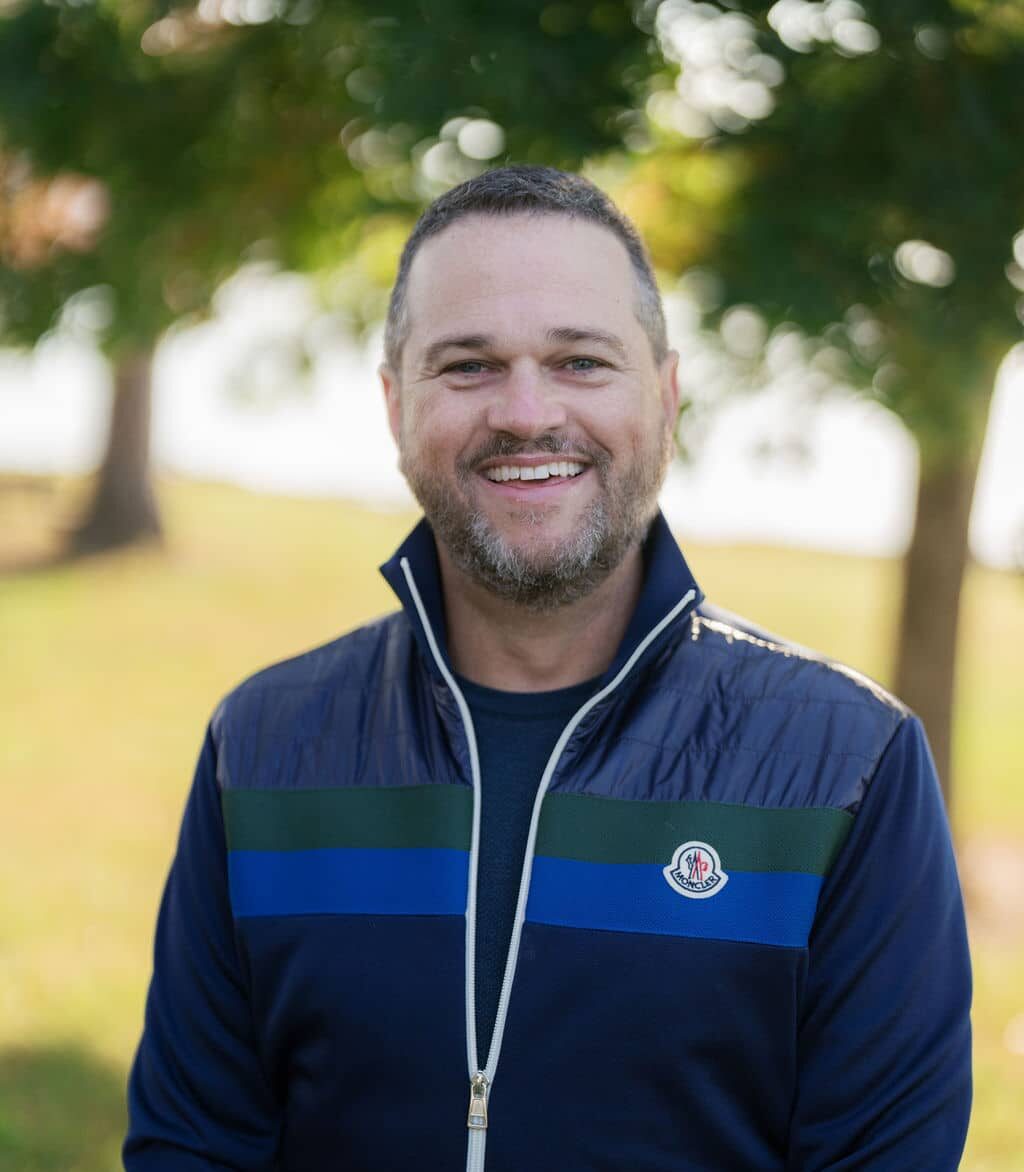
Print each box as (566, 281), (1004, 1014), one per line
(459, 433), (610, 472)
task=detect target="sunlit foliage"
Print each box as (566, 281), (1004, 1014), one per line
(632, 0), (1024, 466)
(0, 0), (656, 353)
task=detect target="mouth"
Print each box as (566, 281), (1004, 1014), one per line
(474, 455), (594, 502)
(481, 459), (587, 484)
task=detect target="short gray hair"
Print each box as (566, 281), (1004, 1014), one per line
(384, 165), (668, 372)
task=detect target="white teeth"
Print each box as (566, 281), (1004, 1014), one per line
(483, 461), (586, 483)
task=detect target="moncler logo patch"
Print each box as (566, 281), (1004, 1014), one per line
(663, 841), (729, 900)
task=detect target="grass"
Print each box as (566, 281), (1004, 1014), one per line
(1, 475), (1021, 1170)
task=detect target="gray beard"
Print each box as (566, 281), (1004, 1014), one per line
(401, 432), (669, 614)
(450, 496), (631, 613)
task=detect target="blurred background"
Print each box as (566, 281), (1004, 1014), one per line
(1, 0), (1022, 1167)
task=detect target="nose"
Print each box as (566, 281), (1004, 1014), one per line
(485, 359), (567, 439)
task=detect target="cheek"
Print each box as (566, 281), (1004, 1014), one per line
(402, 395), (479, 465)
(400, 394), (441, 452)
(581, 402), (656, 456)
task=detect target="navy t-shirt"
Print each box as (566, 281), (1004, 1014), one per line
(457, 673), (601, 1062)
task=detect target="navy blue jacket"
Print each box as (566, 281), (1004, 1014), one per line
(125, 514), (972, 1170)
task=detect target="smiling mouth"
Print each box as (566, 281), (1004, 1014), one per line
(482, 460), (586, 483)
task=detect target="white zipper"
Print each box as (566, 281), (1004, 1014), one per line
(400, 557), (695, 1172)
(466, 1072), (489, 1172)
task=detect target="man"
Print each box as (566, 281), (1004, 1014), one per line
(125, 166), (972, 1170)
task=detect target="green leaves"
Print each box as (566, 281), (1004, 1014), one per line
(0, 0), (654, 354)
(634, 0), (1024, 449)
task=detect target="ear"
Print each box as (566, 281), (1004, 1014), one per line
(379, 363), (402, 447)
(658, 349), (681, 430)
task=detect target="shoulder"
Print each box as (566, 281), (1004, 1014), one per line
(221, 610), (408, 703)
(691, 602), (907, 716)
(673, 602), (910, 810)
(209, 611), (415, 776)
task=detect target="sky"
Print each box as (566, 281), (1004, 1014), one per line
(2, 267), (1022, 569)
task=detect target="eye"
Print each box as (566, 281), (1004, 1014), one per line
(564, 357), (605, 373)
(444, 360), (490, 375)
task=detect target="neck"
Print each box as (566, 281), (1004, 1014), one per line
(438, 545), (645, 692)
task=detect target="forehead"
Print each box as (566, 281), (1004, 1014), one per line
(403, 213), (643, 357)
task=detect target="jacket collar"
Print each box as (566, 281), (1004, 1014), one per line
(379, 510), (704, 686)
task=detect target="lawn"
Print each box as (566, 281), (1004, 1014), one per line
(1, 476), (1021, 1170)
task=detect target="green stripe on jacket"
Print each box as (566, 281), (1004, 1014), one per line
(536, 792), (852, 874)
(222, 784), (473, 852)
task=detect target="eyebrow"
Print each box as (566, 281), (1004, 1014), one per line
(420, 326), (628, 369)
(545, 327), (627, 361)
(421, 334), (493, 369)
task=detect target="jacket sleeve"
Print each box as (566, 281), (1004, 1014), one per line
(786, 714), (972, 1170)
(124, 724), (282, 1170)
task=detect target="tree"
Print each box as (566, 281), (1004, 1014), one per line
(4, 0), (1014, 802)
(623, 0), (1024, 804)
(0, 0), (654, 550)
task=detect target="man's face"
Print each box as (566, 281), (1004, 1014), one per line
(381, 212), (679, 611)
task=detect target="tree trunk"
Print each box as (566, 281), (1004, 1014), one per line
(892, 451), (979, 811)
(69, 349), (162, 554)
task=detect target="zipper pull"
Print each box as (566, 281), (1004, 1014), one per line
(467, 1071), (489, 1130)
